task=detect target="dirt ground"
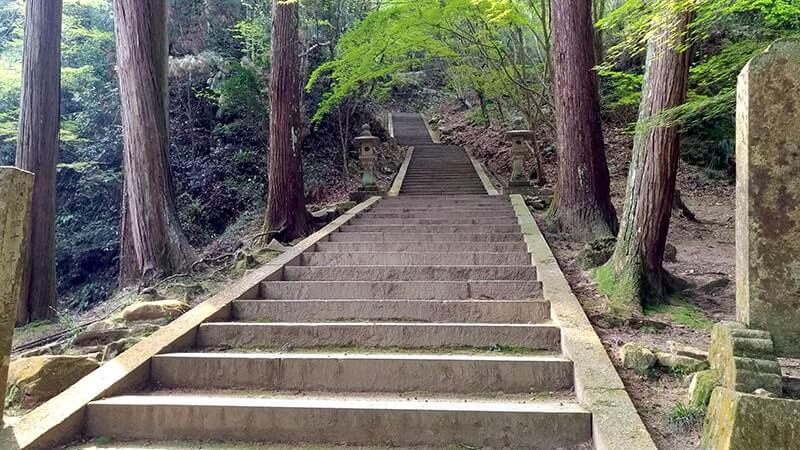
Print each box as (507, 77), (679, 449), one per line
(437, 107), (739, 449)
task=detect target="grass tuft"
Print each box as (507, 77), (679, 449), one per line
(666, 401), (705, 432)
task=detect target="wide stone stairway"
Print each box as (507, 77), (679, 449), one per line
(78, 113), (592, 449)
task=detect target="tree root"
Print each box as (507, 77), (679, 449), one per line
(673, 189), (700, 223)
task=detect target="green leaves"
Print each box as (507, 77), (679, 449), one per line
(307, 0), (551, 124)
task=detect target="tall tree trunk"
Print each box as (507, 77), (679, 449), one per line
(113, 0), (196, 284)
(549, 0), (617, 240)
(265, 0), (311, 242)
(606, 3), (692, 316)
(15, 0), (62, 324)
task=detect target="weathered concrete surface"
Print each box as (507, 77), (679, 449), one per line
(0, 196), (381, 450)
(301, 251), (532, 266)
(282, 265), (536, 281)
(0, 167), (33, 421)
(314, 241), (528, 253)
(152, 352), (574, 393)
(330, 232), (522, 243)
(703, 387), (800, 449)
(259, 280), (542, 300)
(233, 299), (550, 324)
(708, 321), (783, 395)
(86, 394), (591, 448)
(197, 322), (562, 351)
(510, 195), (657, 450)
(736, 39), (800, 357)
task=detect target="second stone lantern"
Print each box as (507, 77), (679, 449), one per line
(504, 130), (535, 194)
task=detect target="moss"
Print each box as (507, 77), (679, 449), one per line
(591, 263), (643, 319)
(12, 320), (62, 348)
(644, 296), (713, 329)
(689, 370), (720, 409)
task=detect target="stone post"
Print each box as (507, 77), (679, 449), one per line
(505, 130), (534, 194)
(0, 167), (34, 422)
(735, 39), (800, 357)
(351, 124), (381, 202)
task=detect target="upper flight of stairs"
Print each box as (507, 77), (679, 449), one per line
(78, 113), (592, 449)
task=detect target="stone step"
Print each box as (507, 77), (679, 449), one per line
(301, 251), (531, 266)
(401, 191), (490, 195)
(233, 299), (550, 323)
(360, 205), (516, 214)
(362, 212), (516, 219)
(371, 204), (512, 210)
(341, 225), (520, 234)
(281, 265), (536, 281)
(259, 280), (542, 300)
(400, 189), (487, 194)
(196, 322), (561, 351)
(85, 393), (591, 448)
(314, 241), (528, 253)
(151, 352), (573, 393)
(402, 188), (487, 192)
(379, 195), (500, 201)
(329, 232), (522, 243)
(353, 217), (519, 225)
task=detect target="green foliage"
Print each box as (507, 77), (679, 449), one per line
(599, 0), (800, 171)
(667, 402), (705, 432)
(307, 0), (552, 125)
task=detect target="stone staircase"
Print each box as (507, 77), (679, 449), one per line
(77, 113), (592, 449)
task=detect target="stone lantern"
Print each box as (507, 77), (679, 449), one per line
(351, 124), (382, 201)
(505, 130), (535, 194)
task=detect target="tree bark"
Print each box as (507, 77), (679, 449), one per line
(549, 0), (617, 240)
(15, 0), (62, 324)
(113, 0), (196, 284)
(607, 3), (692, 315)
(265, 0), (311, 242)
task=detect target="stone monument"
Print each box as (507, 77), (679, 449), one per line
(0, 167), (34, 422)
(703, 39), (800, 449)
(735, 38), (800, 357)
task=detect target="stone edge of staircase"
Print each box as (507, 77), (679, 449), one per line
(0, 197), (383, 450)
(387, 145), (414, 197)
(510, 194), (657, 450)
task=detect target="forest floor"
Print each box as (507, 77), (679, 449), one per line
(11, 143), (405, 365)
(436, 105), (736, 450)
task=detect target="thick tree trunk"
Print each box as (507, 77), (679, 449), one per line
(265, 0), (311, 242)
(15, 0), (62, 324)
(549, 0), (617, 240)
(607, 4), (692, 315)
(113, 0), (196, 284)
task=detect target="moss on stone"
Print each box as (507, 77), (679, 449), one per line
(689, 370), (720, 409)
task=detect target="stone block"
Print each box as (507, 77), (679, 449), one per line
(0, 167), (33, 420)
(708, 322), (783, 395)
(7, 355), (99, 409)
(122, 300), (191, 322)
(655, 352), (708, 374)
(688, 369), (720, 409)
(703, 387), (800, 449)
(736, 38), (800, 357)
(619, 343), (656, 375)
